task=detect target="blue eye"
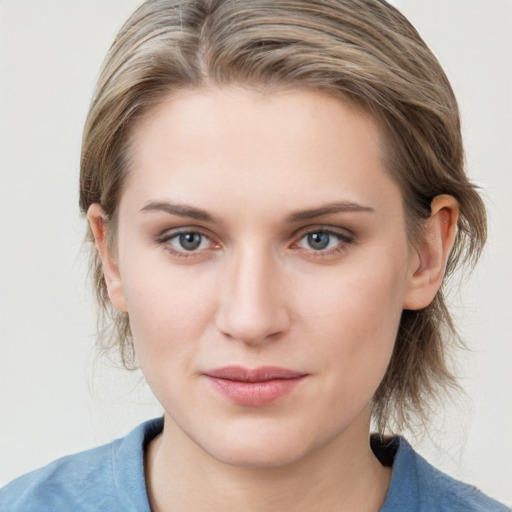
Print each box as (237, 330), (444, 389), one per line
(306, 232), (331, 250)
(298, 230), (349, 252)
(177, 232), (203, 251)
(160, 231), (214, 255)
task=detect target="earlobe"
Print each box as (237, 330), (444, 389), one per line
(403, 195), (459, 310)
(87, 204), (128, 313)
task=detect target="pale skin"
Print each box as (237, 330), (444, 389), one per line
(88, 87), (458, 512)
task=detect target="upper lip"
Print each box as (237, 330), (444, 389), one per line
(204, 366), (307, 382)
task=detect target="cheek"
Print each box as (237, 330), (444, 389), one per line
(297, 251), (408, 388)
(119, 253), (218, 368)
(301, 250), (406, 332)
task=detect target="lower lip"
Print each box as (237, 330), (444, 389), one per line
(205, 376), (305, 406)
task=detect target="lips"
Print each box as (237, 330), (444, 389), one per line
(203, 366), (307, 407)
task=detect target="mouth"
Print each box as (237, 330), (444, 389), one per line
(203, 366), (308, 407)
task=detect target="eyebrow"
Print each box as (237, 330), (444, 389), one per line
(139, 200), (374, 223)
(285, 201), (375, 223)
(140, 201), (216, 222)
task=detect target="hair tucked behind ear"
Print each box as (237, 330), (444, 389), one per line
(80, 0), (486, 434)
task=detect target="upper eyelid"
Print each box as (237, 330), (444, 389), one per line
(156, 226), (216, 241)
(292, 225), (354, 240)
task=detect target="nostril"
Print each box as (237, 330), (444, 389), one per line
(214, 297), (291, 345)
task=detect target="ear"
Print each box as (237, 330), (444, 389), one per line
(403, 195), (459, 310)
(87, 203), (128, 313)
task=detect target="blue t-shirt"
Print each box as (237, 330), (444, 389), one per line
(1, 418), (509, 511)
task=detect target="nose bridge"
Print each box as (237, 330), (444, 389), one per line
(215, 241), (290, 344)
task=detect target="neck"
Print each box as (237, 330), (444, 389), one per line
(146, 411), (391, 512)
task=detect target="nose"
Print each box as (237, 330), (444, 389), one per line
(215, 246), (291, 345)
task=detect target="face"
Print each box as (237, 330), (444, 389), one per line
(104, 87), (421, 468)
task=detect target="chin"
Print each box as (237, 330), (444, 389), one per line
(210, 437), (312, 470)
(193, 418), (336, 470)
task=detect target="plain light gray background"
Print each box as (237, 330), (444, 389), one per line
(0, 0), (511, 505)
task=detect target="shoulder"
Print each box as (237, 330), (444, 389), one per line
(411, 445), (510, 512)
(0, 441), (116, 512)
(0, 418), (163, 512)
(377, 436), (510, 512)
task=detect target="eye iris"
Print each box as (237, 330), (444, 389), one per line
(179, 232), (202, 251)
(307, 232), (330, 250)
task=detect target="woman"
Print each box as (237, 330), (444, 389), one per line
(0, 0), (509, 510)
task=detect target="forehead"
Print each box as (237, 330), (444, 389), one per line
(123, 87), (402, 222)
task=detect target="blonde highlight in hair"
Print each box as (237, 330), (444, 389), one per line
(80, 0), (486, 433)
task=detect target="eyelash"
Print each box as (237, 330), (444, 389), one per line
(293, 229), (354, 258)
(155, 227), (354, 259)
(155, 230), (218, 259)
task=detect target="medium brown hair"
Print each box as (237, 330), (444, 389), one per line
(80, 0), (486, 433)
